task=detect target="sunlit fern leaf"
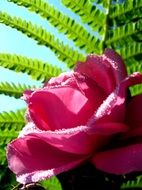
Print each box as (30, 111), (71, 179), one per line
(0, 12), (85, 68)
(99, 0), (111, 8)
(121, 175), (142, 189)
(8, 0), (101, 54)
(0, 53), (62, 81)
(0, 109), (26, 130)
(61, 0), (106, 34)
(90, 0), (109, 5)
(0, 82), (36, 99)
(0, 109), (26, 165)
(41, 177), (62, 190)
(106, 19), (142, 45)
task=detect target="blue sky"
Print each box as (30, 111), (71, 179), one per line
(0, 0), (84, 112)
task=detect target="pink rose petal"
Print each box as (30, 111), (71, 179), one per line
(28, 73), (106, 130)
(87, 122), (128, 135)
(6, 49), (142, 183)
(75, 48), (127, 94)
(19, 124), (96, 155)
(92, 144), (142, 174)
(104, 48), (127, 83)
(7, 136), (88, 184)
(28, 86), (95, 130)
(45, 72), (73, 87)
(18, 121), (128, 156)
(126, 94), (142, 126)
(88, 72), (142, 124)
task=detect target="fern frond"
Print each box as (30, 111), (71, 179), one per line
(0, 148), (7, 165)
(0, 109), (26, 164)
(8, 0), (101, 53)
(0, 109), (25, 130)
(106, 19), (142, 45)
(0, 53), (62, 81)
(110, 0), (142, 19)
(126, 58), (142, 74)
(0, 12), (85, 67)
(0, 82), (35, 98)
(130, 84), (142, 96)
(121, 175), (142, 189)
(118, 42), (142, 60)
(61, 0), (106, 33)
(41, 177), (62, 190)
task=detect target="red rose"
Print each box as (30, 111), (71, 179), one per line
(7, 49), (142, 184)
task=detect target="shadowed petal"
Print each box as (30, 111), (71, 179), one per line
(92, 144), (142, 174)
(19, 121), (128, 156)
(18, 124), (96, 155)
(88, 72), (142, 125)
(87, 122), (128, 135)
(126, 94), (142, 126)
(121, 94), (142, 140)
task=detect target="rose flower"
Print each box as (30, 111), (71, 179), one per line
(7, 49), (142, 184)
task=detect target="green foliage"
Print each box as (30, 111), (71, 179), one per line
(130, 83), (142, 96)
(109, 0), (142, 19)
(61, 0), (106, 34)
(0, 166), (18, 190)
(121, 175), (142, 189)
(106, 19), (142, 45)
(0, 53), (62, 81)
(0, 109), (25, 135)
(127, 58), (142, 74)
(41, 177), (62, 190)
(0, 82), (35, 98)
(118, 42), (142, 60)
(8, 0), (101, 53)
(0, 12), (85, 67)
(0, 109), (26, 165)
(0, 0), (142, 189)
(0, 0), (141, 70)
